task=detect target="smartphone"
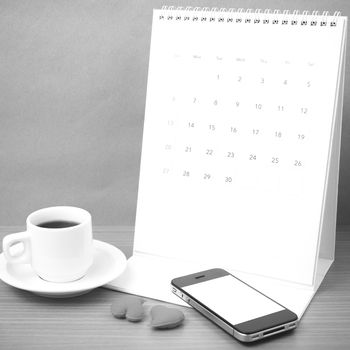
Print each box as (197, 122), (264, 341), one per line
(171, 268), (298, 342)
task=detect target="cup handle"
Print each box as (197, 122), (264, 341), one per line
(2, 232), (32, 264)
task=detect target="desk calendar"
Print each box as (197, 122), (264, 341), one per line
(108, 7), (347, 318)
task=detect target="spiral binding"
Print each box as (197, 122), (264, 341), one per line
(159, 7), (342, 27)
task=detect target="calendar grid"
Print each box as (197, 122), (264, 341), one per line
(134, 8), (346, 286)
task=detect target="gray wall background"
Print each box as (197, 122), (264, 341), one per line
(0, 0), (349, 226)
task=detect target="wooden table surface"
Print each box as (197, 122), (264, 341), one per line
(0, 226), (349, 350)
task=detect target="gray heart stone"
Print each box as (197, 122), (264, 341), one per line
(150, 305), (185, 329)
(111, 296), (145, 322)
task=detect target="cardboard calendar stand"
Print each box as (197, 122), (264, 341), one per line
(106, 9), (348, 319)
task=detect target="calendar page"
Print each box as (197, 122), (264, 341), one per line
(134, 9), (346, 286)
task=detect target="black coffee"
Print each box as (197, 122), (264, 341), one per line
(37, 220), (80, 229)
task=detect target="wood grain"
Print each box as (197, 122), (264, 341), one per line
(0, 226), (349, 350)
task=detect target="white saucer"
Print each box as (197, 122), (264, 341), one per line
(0, 240), (127, 298)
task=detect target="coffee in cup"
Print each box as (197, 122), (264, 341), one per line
(2, 206), (93, 283)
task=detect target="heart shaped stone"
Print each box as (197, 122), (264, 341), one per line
(150, 305), (185, 329)
(111, 296), (145, 322)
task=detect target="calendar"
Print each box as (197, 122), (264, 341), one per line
(108, 7), (347, 318)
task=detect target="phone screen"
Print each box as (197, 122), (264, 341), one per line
(183, 274), (284, 326)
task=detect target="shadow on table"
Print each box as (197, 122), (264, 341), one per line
(4, 283), (117, 305)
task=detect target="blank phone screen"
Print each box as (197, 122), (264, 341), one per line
(183, 275), (284, 326)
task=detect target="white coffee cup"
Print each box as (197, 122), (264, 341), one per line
(2, 206), (93, 283)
